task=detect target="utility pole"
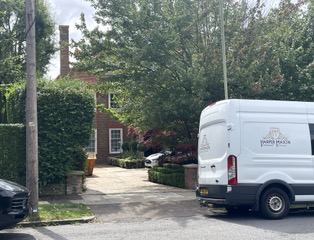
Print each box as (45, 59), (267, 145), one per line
(219, 0), (228, 100)
(25, 0), (39, 219)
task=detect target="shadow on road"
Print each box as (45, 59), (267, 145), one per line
(0, 233), (36, 240)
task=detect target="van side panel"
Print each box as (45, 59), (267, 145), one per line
(238, 101), (313, 185)
(240, 122), (312, 183)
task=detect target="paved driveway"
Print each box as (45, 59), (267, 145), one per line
(81, 165), (201, 222)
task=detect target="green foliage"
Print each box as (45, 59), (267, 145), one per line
(121, 142), (130, 151)
(228, 0), (314, 101)
(107, 157), (145, 169)
(0, 85), (7, 123)
(129, 141), (138, 152)
(26, 203), (93, 222)
(0, 0), (56, 84)
(5, 81), (26, 124)
(0, 124), (26, 185)
(74, 0), (313, 150)
(74, 0), (224, 143)
(148, 164), (184, 188)
(5, 79), (95, 188)
(120, 141), (141, 158)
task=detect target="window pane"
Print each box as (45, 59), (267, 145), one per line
(111, 130), (120, 139)
(110, 129), (122, 153)
(86, 130), (96, 153)
(111, 139), (121, 152)
(109, 94), (118, 108)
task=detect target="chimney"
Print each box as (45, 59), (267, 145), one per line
(59, 25), (70, 77)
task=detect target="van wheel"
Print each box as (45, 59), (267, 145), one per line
(260, 188), (290, 219)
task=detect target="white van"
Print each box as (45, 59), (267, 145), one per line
(196, 99), (314, 219)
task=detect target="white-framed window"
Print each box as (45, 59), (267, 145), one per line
(109, 128), (123, 154)
(85, 129), (97, 158)
(108, 93), (118, 108)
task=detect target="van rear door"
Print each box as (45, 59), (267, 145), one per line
(198, 120), (228, 186)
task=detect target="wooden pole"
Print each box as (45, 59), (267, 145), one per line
(25, 0), (39, 219)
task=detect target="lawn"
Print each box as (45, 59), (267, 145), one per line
(24, 203), (93, 222)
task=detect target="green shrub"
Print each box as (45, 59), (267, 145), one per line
(5, 79), (95, 189)
(121, 142), (130, 151)
(107, 157), (119, 166)
(129, 141), (138, 152)
(0, 85), (7, 123)
(107, 157), (145, 169)
(0, 124), (26, 185)
(148, 164), (184, 188)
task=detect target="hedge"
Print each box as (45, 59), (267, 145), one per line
(5, 79), (95, 189)
(107, 157), (145, 169)
(148, 164), (184, 188)
(0, 124), (26, 185)
(0, 85), (6, 123)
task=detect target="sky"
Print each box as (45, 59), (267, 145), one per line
(46, 0), (95, 79)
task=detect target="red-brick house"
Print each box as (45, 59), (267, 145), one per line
(58, 25), (128, 164)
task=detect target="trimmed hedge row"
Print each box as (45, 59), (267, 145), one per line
(107, 157), (145, 169)
(0, 85), (6, 123)
(148, 164), (185, 188)
(5, 79), (95, 189)
(0, 124), (26, 185)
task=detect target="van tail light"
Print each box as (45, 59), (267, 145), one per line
(228, 155), (237, 185)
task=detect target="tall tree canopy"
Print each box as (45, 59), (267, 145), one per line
(0, 0), (56, 84)
(73, 0), (313, 148)
(229, 0), (314, 100)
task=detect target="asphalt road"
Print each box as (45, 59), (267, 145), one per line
(3, 166), (314, 239)
(2, 210), (314, 240)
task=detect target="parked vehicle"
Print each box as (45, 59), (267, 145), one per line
(196, 99), (314, 219)
(145, 151), (172, 168)
(0, 179), (30, 230)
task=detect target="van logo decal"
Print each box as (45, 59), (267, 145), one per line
(200, 135), (210, 152)
(260, 128), (291, 147)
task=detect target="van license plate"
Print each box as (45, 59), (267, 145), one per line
(200, 188), (208, 195)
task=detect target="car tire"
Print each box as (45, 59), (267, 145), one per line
(260, 188), (290, 219)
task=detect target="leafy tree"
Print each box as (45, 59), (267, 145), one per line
(0, 0), (56, 84)
(73, 0), (312, 150)
(228, 0), (313, 100)
(74, 0), (228, 148)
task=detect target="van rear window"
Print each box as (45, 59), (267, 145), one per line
(310, 124), (314, 155)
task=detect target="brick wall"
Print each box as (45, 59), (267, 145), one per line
(96, 93), (128, 163)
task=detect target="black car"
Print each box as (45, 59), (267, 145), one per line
(0, 179), (30, 230)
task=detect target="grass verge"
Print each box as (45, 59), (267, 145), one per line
(24, 203), (93, 222)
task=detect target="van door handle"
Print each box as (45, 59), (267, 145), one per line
(211, 164), (216, 169)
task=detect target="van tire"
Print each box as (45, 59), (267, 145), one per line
(260, 188), (290, 219)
